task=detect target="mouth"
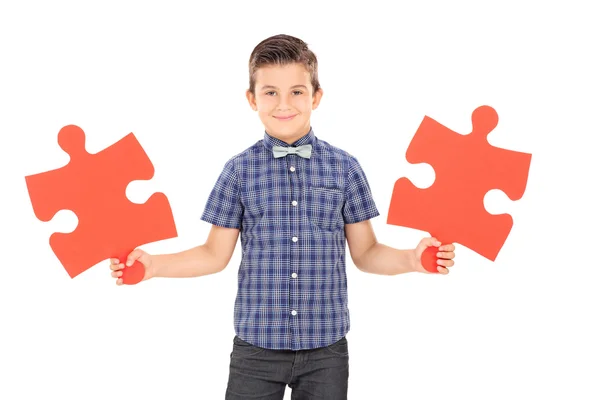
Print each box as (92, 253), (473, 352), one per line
(273, 114), (298, 121)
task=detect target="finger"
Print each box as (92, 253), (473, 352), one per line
(420, 237), (441, 249)
(116, 278), (123, 286)
(437, 266), (449, 274)
(109, 259), (121, 270)
(111, 270), (123, 278)
(437, 259), (455, 268)
(110, 263), (124, 271)
(436, 251), (455, 260)
(429, 237), (442, 247)
(126, 249), (143, 267)
(439, 244), (455, 252)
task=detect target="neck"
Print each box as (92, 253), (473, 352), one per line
(267, 125), (311, 145)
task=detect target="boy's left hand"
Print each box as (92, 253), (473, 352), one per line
(412, 237), (455, 274)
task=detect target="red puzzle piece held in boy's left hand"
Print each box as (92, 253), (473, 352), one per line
(388, 106), (532, 272)
(25, 125), (178, 284)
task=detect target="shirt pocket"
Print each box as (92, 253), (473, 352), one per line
(306, 186), (344, 232)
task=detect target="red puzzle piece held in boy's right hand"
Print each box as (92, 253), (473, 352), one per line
(387, 106), (532, 272)
(25, 125), (178, 284)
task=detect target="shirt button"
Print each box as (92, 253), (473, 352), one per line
(290, 166), (296, 172)
(291, 272), (298, 278)
(291, 310), (297, 316)
(292, 236), (298, 242)
(291, 200), (298, 206)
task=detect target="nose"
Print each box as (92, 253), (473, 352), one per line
(277, 93), (291, 110)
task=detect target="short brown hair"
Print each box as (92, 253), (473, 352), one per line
(248, 34), (320, 95)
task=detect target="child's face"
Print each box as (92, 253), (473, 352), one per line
(247, 63), (323, 144)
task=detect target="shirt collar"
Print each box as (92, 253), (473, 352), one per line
(263, 127), (317, 153)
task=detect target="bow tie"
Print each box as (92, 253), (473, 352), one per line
(272, 144), (312, 159)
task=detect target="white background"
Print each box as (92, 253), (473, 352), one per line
(1, 1), (598, 399)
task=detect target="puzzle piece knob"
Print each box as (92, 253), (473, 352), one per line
(58, 125), (87, 160)
(471, 105), (499, 138)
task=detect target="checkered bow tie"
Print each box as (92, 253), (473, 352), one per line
(272, 144), (312, 159)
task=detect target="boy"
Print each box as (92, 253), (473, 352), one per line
(109, 34), (455, 399)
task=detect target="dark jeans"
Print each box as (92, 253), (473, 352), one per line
(225, 335), (349, 399)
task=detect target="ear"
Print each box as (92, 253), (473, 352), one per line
(312, 88), (323, 110)
(246, 90), (257, 111)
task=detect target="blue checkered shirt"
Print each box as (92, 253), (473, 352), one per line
(201, 127), (380, 350)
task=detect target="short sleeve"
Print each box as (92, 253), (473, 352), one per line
(200, 157), (243, 229)
(342, 156), (380, 224)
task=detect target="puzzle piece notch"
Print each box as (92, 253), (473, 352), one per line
(26, 125), (177, 284)
(388, 106), (532, 272)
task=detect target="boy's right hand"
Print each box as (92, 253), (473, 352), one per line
(109, 248), (154, 285)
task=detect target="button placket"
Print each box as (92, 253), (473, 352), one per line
(288, 159), (300, 336)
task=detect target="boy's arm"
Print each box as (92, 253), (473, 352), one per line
(345, 220), (454, 275)
(149, 225), (239, 278)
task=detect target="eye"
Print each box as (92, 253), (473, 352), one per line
(265, 91), (276, 96)
(293, 90), (303, 95)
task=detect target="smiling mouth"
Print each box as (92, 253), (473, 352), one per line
(274, 114), (297, 121)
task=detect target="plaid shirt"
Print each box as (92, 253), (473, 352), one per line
(201, 127), (379, 350)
